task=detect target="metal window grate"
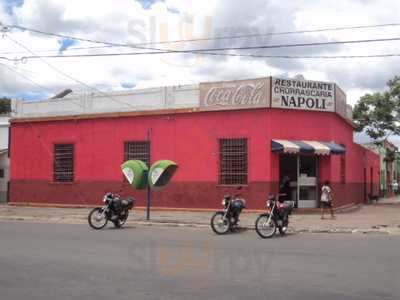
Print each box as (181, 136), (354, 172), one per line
(53, 144), (74, 182)
(219, 138), (248, 185)
(124, 141), (151, 167)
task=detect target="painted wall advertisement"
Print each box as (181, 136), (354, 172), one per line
(199, 77), (270, 110)
(271, 77), (335, 112)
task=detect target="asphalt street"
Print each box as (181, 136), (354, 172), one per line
(0, 221), (399, 300)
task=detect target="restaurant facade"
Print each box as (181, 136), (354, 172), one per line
(9, 76), (380, 209)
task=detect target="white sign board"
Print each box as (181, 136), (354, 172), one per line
(199, 78), (270, 110)
(271, 77), (335, 112)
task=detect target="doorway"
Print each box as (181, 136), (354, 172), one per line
(298, 156), (318, 208)
(279, 154), (318, 208)
(279, 155), (297, 204)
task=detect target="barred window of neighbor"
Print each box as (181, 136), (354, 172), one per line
(53, 144), (74, 182)
(124, 141), (151, 167)
(219, 138), (248, 185)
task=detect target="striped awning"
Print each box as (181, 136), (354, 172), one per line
(271, 140), (345, 155)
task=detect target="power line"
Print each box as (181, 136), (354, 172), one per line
(7, 51), (400, 60)
(5, 33), (137, 109)
(0, 61), (86, 109)
(4, 23), (400, 56)
(0, 45), (113, 55)
(6, 22), (400, 47)
(3, 23), (400, 61)
(0, 62), (53, 93)
(2, 22), (400, 57)
(143, 22), (400, 45)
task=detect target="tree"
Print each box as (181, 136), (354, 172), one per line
(353, 76), (400, 140)
(0, 97), (11, 114)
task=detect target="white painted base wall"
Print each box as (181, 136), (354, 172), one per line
(0, 153), (9, 202)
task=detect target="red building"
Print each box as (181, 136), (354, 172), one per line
(9, 77), (380, 209)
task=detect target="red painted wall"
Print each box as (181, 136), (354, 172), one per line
(10, 108), (380, 209)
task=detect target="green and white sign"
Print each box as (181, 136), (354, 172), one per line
(121, 160), (149, 189)
(121, 159), (178, 191)
(148, 160), (178, 191)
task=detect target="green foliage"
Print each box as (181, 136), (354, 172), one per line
(353, 76), (400, 140)
(384, 148), (396, 162)
(0, 98), (11, 114)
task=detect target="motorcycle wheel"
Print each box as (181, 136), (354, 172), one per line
(229, 217), (239, 232)
(88, 207), (108, 230)
(114, 210), (129, 228)
(120, 210), (129, 226)
(279, 222), (288, 236)
(113, 220), (121, 228)
(210, 212), (231, 235)
(255, 214), (276, 238)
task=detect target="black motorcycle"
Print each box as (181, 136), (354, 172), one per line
(255, 193), (294, 238)
(88, 193), (134, 229)
(210, 188), (246, 235)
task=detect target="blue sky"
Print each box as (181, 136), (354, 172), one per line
(14, 91), (48, 101)
(58, 38), (78, 53)
(3, 0), (23, 15)
(136, 0), (163, 10)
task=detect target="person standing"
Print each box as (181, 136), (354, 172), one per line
(321, 180), (335, 219)
(392, 180), (399, 195)
(280, 174), (291, 201)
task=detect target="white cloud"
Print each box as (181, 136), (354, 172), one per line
(0, 0), (399, 104)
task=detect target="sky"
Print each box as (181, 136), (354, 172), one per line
(0, 0), (400, 110)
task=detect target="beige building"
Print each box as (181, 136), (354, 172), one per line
(0, 116), (9, 202)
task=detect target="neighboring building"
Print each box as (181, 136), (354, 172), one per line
(9, 77), (380, 209)
(0, 115), (10, 203)
(393, 150), (400, 194)
(363, 140), (398, 196)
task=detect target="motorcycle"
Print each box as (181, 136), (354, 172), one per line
(88, 192), (134, 229)
(210, 188), (246, 235)
(255, 193), (294, 238)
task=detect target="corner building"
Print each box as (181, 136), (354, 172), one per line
(10, 77), (380, 209)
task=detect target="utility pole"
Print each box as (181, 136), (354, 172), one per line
(146, 128), (152, 220)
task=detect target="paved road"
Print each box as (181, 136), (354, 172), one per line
(0, 222), (399, 300)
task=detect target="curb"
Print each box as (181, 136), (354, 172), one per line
(5, 202), (362, 214)
(0, 216), (393, 235)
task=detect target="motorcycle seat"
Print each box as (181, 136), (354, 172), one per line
(121, 198), (134, 209)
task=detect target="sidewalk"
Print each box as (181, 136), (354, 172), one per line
(1, 199), (400, 234)
(377, 195), (400, 205)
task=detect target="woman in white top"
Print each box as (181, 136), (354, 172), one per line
(321, 180), (335, 219)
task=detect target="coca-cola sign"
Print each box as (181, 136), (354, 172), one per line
(200, 78), (270, 110)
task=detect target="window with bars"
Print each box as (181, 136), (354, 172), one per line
(53, 144), (74, 182)
(124, 141), (151, 167)
(219, 138), (248, 185)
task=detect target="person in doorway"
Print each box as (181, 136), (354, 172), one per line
(280, 174), (291, 201)
(321, 181), (335, 219)
(279, 174), (291, 226)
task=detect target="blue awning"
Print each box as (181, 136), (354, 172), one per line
(271, 140), (346, 155)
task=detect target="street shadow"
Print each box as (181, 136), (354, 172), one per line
(233, 227), (248, 234)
